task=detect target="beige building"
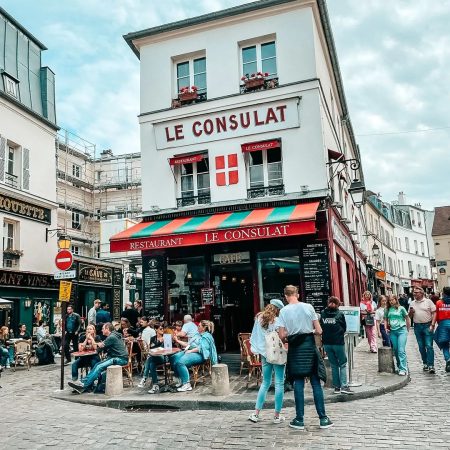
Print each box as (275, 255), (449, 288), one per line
(432, 206), (450, 291)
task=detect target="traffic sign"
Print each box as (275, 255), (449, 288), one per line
(55, 250), (73, 271)
(54, 269), (76, 280)
(59, 281), (72, 302)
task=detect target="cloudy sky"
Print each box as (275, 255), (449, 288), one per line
(3, 0), (449, 209)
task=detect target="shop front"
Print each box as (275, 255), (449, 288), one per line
(111, 201), (337, 351)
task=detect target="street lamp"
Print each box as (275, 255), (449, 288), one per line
(348, 180), (365, 208)
(57, 235), (71, 250)
(372, 243), (380, 259)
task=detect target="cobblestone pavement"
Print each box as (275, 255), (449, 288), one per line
(1, 332), (449, 449)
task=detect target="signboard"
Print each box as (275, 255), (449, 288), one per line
(375, 270), (386, 280)
(54, 269), (76, 280)
(331, 217), (354, 259)
(55, 250), (73, 271)
(113, 288), (121, 321)
(78, 263), (112, 284)
(241, 139), (280, 153)
(212, 251), (250, 265)
(0, 269), (59, 290)
(125, 272), (137, 290)
(436, 261), (447, 267)
(301, 242), (331, 312)
(0, 193), (51, 224)
(201, 288), (214, 306)
(59, 281), (72, 302)
(339, 306), (361, 334)
(439, 267), (446, 275)
(142, 255), (165, 320)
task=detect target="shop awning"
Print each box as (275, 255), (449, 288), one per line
(110, 201), (320, 253)
(0, 298), (13, 310)
(169, 154), (205, 165)
(241, 139), (280, 153)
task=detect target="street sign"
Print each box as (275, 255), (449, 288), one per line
(54, 269), (76, 280)
(55, 250), (73, 271)
(59, 281), (72, 302)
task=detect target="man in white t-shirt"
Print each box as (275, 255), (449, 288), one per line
(139, 316), (156, 346)
(178, 315), (199, 341)
(278, 285), (333, 431)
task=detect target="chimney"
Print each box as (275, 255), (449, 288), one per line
(398, 191), (406, 204)
(101, 149), (113, 158)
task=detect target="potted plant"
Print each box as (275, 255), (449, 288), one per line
(241, 72), (269, 90)
(3, 249), (23, 259)
(179, 86), (198, 102)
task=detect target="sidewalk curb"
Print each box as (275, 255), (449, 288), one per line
(51, 374), (410, 411)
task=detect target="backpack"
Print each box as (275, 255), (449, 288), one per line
(265, 330), (287, 365)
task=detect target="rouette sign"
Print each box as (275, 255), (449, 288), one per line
(154, 97), (300, 149)
(55, 250), (73, 271)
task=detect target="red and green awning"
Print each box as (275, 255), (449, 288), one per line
(110, 201), (319, 253)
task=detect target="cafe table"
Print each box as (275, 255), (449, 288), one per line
(148, 347), (181, 393)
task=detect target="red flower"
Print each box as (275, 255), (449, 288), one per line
(264, 72), (269, 77)
(251, 73), (255, 78)
(191, 85), (198, 92)
(257, 71), (263, 76)
(241, 76), (247, 81)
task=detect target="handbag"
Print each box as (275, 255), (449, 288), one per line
(265, 331), (287, 365)
(365, 313), (375, 326)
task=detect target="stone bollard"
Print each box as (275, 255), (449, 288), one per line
(323, 357), (333, 388)
(211, 363), (230, 396)
(105, 365), (124, 397)
(378, 347), (395, 373)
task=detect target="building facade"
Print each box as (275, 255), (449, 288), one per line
(432, 206), (450, 292)
(111, 0), (368, 350)
(0, 7), (60, 333)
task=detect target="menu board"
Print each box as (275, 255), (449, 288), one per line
(201, 288), (214, 306)
(301, 242), (331, 312)
(142, 255), (165, 320)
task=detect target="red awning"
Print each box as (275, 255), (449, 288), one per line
(169, 154), (204, 166)
(328, 149), (343, 160)
(241, 139), (280, 153)
(110, 202), (319, 253)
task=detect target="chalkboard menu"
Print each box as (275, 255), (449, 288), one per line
(201, 288), (214, 306)
(142, 255), (165, 320)
(301, 242), (331, 312)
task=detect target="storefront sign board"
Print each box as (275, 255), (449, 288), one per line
(0, 193), (51, 224)
(201, 288), (214, 306)
(212, 252), (250, 265)
(78, 263), (112, 285)
(339, 306), (361, 334)
(331, 217), (354, 260)
(0, 270), (59, 290)
(142, 255), (165, 320)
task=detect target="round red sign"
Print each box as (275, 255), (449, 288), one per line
(55, 249), (73, 271)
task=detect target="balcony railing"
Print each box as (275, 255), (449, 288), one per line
(247, 184), (285, 199)
(177, 193), (211, 207)
(5, 172), (18, 188)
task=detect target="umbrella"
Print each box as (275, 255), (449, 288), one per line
(0, 298), (13, 310)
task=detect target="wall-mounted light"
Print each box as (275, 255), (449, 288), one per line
(24, 298), (32, 308)
(221, 274), (227, 281)
(278, 267), (285, 273)
(240, 278), (245, 284)
(232, 277), (237, 283)
(57, 235), (72, 250)
(348, 179), (365, 208)
(186, 272), (192, 279)
(372, 243), (380, 259)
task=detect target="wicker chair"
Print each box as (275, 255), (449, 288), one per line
(13, 340), (32, 371)
(122, 340), (136, 386)
(191, 359), (212, 388)
(238, 333), (251, 375)
(243, 339), (262, 387)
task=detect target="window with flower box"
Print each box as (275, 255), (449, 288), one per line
(177, 158), (210, 207)
(175, 56), (207, 104)
(3, 220), (20, 268)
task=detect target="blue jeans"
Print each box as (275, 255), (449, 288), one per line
(0, 347), (9, 366)
(414, 323), (434, 366)
(324, 344), (347, 388)
(143, 355), (164, 384)
(293, 374), (326, 420)
(389, 327), (408, 372)
(81, 357), (127, 389)
(255, 356), (285, 413)
(71, 355), (101, 380)
(172, 352), (204, 384)
(380, 323), (391, 347)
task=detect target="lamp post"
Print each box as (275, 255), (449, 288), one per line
(57, 235), (71, 250)
(348, 180), (365, 208)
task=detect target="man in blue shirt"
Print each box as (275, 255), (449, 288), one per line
(64, 304), (81, 365)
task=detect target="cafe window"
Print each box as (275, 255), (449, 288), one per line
(178, 158), (210, 205)
(248, 148), (283, 189)
(241, 41), (277, 78)
(167, 256), (205, 322)
(176, 56), (207, 94)
(257, 250), (300, 309)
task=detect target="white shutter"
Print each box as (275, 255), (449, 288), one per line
(22, 148), (30, 190)
(0, 136), (5, 182)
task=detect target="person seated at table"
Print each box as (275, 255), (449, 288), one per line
(171, 320), (218, 392)
(0, 326), (12, 368)
(139, 316), (156, 346)
(176, 315), (200, 343)
(119, 318), (139, 337)
(123, 327), (141, 361)
(68, 322), (128, 394)
(36, 320), (47, 343)
(138, 322), (166, 390)
(71, 324), (101, 382)
(17, 324), (31, 340)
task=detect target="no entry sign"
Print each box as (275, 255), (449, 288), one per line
(55, 249), (73, 271)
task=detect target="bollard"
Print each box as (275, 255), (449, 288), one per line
(378, 347), (395, 373)
(105, 365), (123, 396)
(211, 363), (230, 396)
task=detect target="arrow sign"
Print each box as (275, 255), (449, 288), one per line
(55, 250), (73, 271)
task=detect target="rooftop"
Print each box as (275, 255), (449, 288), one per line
(432, 206), (450, 236)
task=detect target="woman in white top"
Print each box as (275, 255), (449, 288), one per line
(375, 296), (391, 347)
(248, 299), (286, 424)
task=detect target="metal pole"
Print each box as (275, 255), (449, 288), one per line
(60, 301), (67, 391)
(348, 333), (362, 387)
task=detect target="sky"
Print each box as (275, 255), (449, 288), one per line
(2, 0), (450, 210)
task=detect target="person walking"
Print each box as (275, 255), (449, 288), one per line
(64, 305), (81, 365)
(278, 285), (333, 430)
(320, 296), (353, 395)
(360, 291), (377, 353)
(376, 296), (391, 347)
(408, 286), (436, 373)
(87, 299), (101, 326)
(432, 287), (450, 372)
(385, 295), (410, 376)
(248, 299), (286, 424)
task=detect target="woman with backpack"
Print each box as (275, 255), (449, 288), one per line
(248, 299), (286, 424)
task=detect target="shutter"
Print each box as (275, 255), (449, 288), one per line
(0, 136), (5, 182)
(22, 148), (30, 190)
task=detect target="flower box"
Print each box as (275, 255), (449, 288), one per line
(244, 78), (265, 90)
(3, 249), (23, 258)
(179, 91), (198, 102)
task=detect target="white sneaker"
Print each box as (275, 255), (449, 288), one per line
(148, 384), (160, 394)
(177, 382), (192, 392)
(398, 371), (407, 376)
(248, 413), (259, 423)
(138, 377), (147, 388)
(173, 377), (182, 388)
(273, 415), (285, 424)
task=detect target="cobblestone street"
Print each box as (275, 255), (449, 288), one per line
(1, 333), (449, 449)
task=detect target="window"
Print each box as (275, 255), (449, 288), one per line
(405, 237), (410, 252)
(176, 57), (206, 94)
(400, 260), (404, 276)
(3, 74), (18, 98)
(178, 158), (210, 206)
(408, 260), (413, 275)
(388, 257), (393, 274)
(417, 211), (421, 227)
(414, 240), (418, 254)
(420, 242), (425, 256)
(72, 212), (82, 230)
(71, 245), (80, 255)
(3, 221), (15, 250)
(72, 164), (81, 179)
(242, 41), (277, 78)
(248, 148), (283, 189)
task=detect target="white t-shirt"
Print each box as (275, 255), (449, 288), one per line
(182, 321), (199, 340)
(141, 326), (156, 345)
(375, 307), (385, 322)
(278, 302), (318, 336)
